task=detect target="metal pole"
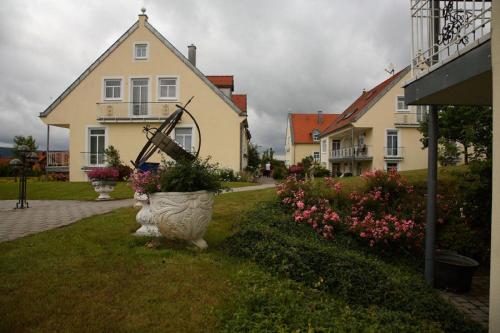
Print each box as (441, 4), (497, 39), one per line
(45, 125), (50, 181)
(425, 105), (439, 285)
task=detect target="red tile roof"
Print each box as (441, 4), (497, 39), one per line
(206, 75), (234, 90)
(231, 94), (247, 113)
(321, 68), (409, 136)
(290, 113), (340, 144)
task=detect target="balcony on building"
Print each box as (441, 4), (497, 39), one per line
(383, 147), (405, 161)
(46, 151), (69, 173)
(330, 145), (372, 162)
(404, 0), (492, 106)
(96, 101), (177, 123)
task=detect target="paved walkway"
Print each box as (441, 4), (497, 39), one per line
(439, 275), (490, 328)
(0, 183), (277, 243)
(0, 199), (134, 243)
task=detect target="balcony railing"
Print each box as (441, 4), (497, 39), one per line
(411, 0), (491, 73)
(96, 101), (178, 122)
(384, 147), (405, 160)
(47, 151), (69, 167)
(330, 145), (372, 161)
(394, 112), (425, 126)
(80, 152), (107, 169)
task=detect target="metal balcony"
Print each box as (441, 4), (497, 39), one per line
(384, 147), (405, 161)
(96, 101), (177, 122)
(394, 112), (425, 127)
(410, 0), (491, 73)
(330, 145), (372, 162)
(46, 151), (69, 173)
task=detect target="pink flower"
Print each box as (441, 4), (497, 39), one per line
(296, 201), (305, 209)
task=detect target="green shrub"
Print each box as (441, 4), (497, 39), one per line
(272, 165), (287, 180)
(224, 202), (485, 333)
(158, 158), (223, 193)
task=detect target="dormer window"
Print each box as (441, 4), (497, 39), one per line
(312, 130), (320, 142)
(134, 43), (148, 60)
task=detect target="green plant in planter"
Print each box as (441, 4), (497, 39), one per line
(158, 157), (223, 193)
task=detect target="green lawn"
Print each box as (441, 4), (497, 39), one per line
(0, 188), (275, 332)
(0, 179), (255, 200)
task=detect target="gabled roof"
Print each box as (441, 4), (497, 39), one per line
(289, 113), (339, 144)
(40, 15), (245, 117)
(206, 76), (234, 90)
(231, 94), (247, 113)
(321, 67), (410, 136)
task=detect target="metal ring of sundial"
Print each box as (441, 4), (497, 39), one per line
(133, 96), (201, 168)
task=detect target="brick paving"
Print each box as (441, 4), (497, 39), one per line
(439, 275), (490, 328)
(0, 199), (134, 243)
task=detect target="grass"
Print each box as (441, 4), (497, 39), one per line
(0, 188), (275, 332)
(0, 179), (256, 200)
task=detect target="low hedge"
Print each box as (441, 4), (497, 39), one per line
(224, 202), (484, 333)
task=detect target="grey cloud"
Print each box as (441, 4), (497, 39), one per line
(0, 0), (411, 155)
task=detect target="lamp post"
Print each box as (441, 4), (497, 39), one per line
(10, 145), (38, 209)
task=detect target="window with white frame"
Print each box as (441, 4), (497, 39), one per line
(386, 129), (399, 156)
(104, 79), (122, 100)
(134, 43), (148, 59)
(158, 77), (178, 100)
(175, 127), (193, 152)
(312, 130), (320, 142)
(396, 96), (409, 112)
(313, 151), (320, 162)
(131, 78), (149, 116)
(321, 140), (326, 153)
(416, 105), (428, 123)
(386, 162), (398, 172)
(89, 128), (106, 165)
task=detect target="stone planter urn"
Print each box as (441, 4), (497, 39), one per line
(134, 193), (161, 237)
(91, 180), (116, 200)
(149, 190), (215, 249)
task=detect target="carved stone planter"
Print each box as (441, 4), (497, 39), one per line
(91, 180), (116, 200)
(133, 193), (161, 237)
(149, 190), (215, 249)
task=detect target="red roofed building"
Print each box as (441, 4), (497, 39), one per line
(285, 111), (339, 166)
(319, 67), (429, 176)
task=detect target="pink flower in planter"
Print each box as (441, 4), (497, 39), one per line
(87, 167), (119, 181)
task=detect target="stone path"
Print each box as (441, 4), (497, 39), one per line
(0, 183), (277, 243)
(0, 199), (134, 243)
(439, 275), (490, 328)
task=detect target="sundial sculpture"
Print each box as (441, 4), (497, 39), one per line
(133, 97), (200, 168)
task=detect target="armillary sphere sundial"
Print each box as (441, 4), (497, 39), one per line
(133, 96), (201, 168)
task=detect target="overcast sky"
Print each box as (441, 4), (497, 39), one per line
(0, 0), (410, 154)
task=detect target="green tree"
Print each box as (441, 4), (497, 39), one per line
(13, 135), (38, 157)
(419, 106), (492, 164)
(245, 142), (261, 172)
(104, 145), (121, 167)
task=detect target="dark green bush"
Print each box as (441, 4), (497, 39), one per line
(158, 158), (222, 193)
(224, 202), (485, 333)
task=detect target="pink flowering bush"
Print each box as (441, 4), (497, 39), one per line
(87, 167), (119, 181)
(129, 170), (160, 194)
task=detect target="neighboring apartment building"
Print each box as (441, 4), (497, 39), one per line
(39, 12), (249, 181)
(320, 67), (428, 176)
(403, 1), (498, 330)
(285, 112), (339, 166)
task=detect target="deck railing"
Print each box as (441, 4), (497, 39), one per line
(330, 145), (372, 160)
(47, 151), (69, 167)
(410, 0), (491, 73)
(96, 101), (178, 122)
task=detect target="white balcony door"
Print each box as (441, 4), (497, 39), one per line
(386, 130), (398, 156)
(132, 78), (149, 116)
(89, 128), (106, 165)
(175, 127), (193, 152)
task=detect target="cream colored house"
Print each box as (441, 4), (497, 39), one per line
(404, 2), (498, 331)
(40, 12), (249, 181)
(285, 112), (339, 166)
(320, 67), (428, 176)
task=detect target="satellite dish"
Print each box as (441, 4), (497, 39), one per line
(385, 62), (395, 75)
(133, 96), (201, 168)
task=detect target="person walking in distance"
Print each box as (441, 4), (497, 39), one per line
(265, 161), (271, 178)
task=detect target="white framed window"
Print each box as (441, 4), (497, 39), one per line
(385, 162), (399, 172)
(88, 127), (106, 166)
(396, 96), (409, 112)
(313, 151), (320, 162)
(332, 140), (340, 151)
(386, 129), (399, 156)
(158, 77), (178, 100)
(416, 105), (429, 122)
(131, 78), (150, 116)
(358, 132), (365, 146)
(134, 42), (149, 60)
(321, 139), (327, 153)
(174, 127), (193, 152)
(312, 130), (320, 142)
(103, 78), (122, 100)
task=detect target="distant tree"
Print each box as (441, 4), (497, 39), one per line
(437, 138), (461, 166)
(245, 142), (261, 172)
(419, 106), (492, 164)
(104, 145), (121, 167)
(261, 148), (275, 165)
(13, 135), (38, 157)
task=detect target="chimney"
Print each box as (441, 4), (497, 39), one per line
(138, 7), (148, 25)
(188, 44), (197, 67)
(317, 110), (323, 124)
